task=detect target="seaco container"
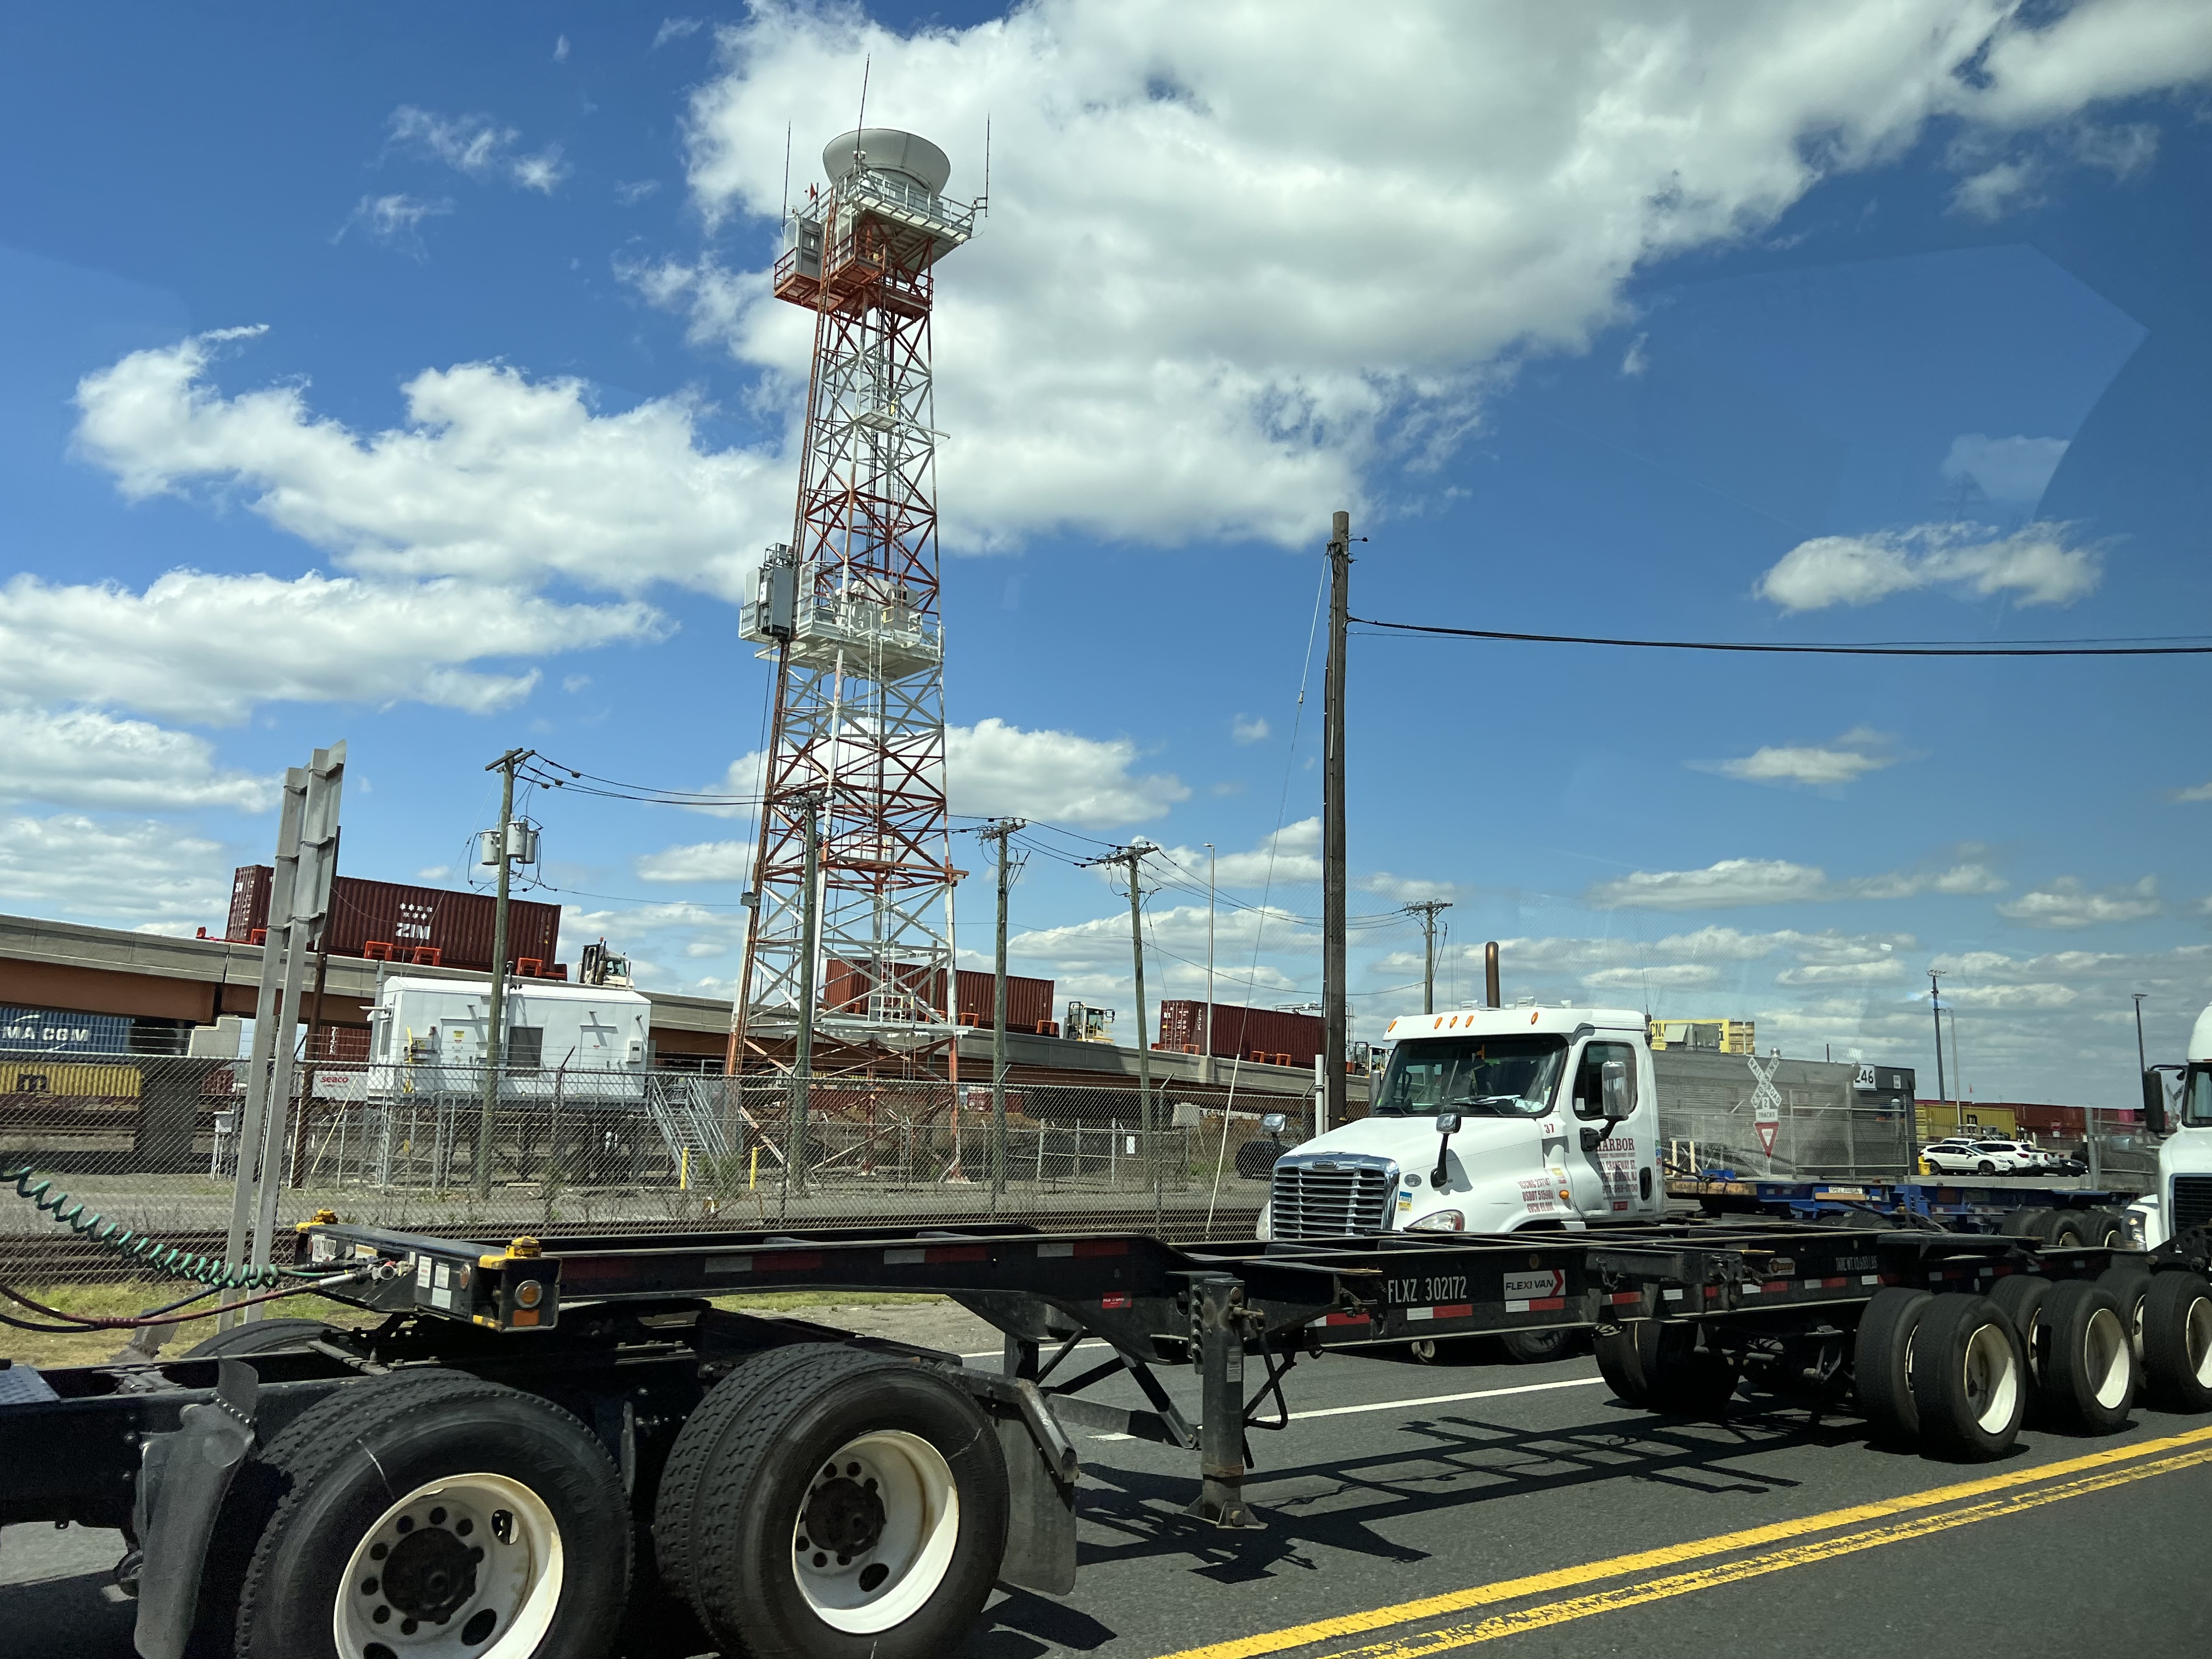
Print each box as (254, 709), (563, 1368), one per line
(226, 866), (562, 974)
(1157, 999), (1324, 1065)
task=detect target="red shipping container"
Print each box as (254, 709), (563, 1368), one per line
(1158, 1000), (1324, 1067)
(822, 960), (1054, 1028)
(228, 866), (562, 975)
(955, 968), (1054, 1031)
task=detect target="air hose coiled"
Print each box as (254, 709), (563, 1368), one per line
(3, 1160), (317, 1290)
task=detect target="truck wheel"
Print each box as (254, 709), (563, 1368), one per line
(2033, 1282), (2134, 1435)
(655, 1344), (1008, 1659)
(2142, 1271), (2212, 1413)
(1995, 1209), (2050, 1239)
(184, 1317), (336, 1358)
(2081, 1211), (2127, 1248)
(2044, 1212), (2091, 1249)
(1909, 1295), (2026, 1461)
(1594, 1324), (1734, 1417)
(2095, 1265), (2154, 1361)
(1987, 1276), (2052, 1384)
(228, 1368), (631, 1659)
(1499, 1329), (1573, 1364)
(1853, 1289), (1931, 1447)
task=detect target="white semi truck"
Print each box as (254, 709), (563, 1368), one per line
(1257, 1005), (1669, 1243)
(2127, 1001), (2212, 1254)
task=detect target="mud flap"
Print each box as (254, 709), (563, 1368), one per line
(133, 1358), (258, 1659)
(993, 1412), (1077, 1595)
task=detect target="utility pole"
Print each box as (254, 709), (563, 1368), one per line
(975, 818), (1025, 1208)
(1406, 900), (1452, 1014)
(1204, 843), (1216, 1087)
(788, 794), (822, 1211)
(475, 747), (534, 1199)
(1927, 968), (1948, 1141)
(1322, 509), (1354, 1140)
(1086, 845), (1157, 1222)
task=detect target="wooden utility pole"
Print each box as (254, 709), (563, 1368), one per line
(1406, 900), (1452, 1014)
(1085, 844), (1156, 1219)
(975, 818), (1025, 1206)
(1322, 510), (1353, 1136)
(475, 748), (534, 1199)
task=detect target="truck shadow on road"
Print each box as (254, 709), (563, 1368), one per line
(965, 1398), (1867, 1656)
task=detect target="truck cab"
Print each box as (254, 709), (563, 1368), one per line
(1257, 1006), (1664, 1240)
(2129, 1002), (2212, 1250)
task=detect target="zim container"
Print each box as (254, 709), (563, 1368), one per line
(227, 866), (562, 975)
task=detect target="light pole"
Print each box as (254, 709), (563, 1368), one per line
(1927, 968), (1949, 1138)
(1204, 843), (1216, 1087)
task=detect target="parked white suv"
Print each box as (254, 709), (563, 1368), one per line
(1921, 1138), (2035, 1175)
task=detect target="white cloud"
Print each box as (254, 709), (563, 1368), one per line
(1756, 520), (2101, 611)
(1951, 158), (2045, 219)
(0, 569), (662, 723)
(1940, 434), (2070, 504)
(336, 193), (454, 256)
(2173, 780), (2212, 803)
(387, 106), (568, 194)
(1705, 730), (1898, 788)
(1996, 876), (2162, 929)
(1231, 714), (1271, 746)
(0, 812), (233, 924)
(1588, 854), (2004, 910)
(0, 703), (273, 811)
(1583, 964), (1719, 990)
(417, 865), (452, 880)
(555, 898), (750, 992)
(635, 839), (756, 884)
(74, 329), (782, 601)
(554, 35), (569, 62)
(946, 719), (1188, 827)
(653, 17), (703, 48)
(662, 1), (2212, 553)
(1775, 960), (1908, 985)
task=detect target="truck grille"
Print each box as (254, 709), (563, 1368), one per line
(2172, 1175), (2212, 1235)
(1271, 1158), (1395, 1239)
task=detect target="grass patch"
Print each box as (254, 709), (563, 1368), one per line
(2, 1281), (383, 1372)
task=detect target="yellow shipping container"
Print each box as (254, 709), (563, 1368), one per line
(0, 1061), (142, 1099)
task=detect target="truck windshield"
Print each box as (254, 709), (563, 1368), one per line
(1374, 1036), (1567, 1118)
(2186, 1066), (2212, 1129)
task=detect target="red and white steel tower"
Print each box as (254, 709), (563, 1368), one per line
(730, 128), (978, 1074)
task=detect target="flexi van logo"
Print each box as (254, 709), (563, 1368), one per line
(1503, 1269), (1566, 1300)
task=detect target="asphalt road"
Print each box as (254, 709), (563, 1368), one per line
(8, 1337), (2210, 1659)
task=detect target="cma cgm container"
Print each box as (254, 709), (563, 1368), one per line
(227, 866), (562, 974)
(1158, 999), (1324, 1065)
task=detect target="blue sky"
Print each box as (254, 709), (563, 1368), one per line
(2, 2), (2209, 1107)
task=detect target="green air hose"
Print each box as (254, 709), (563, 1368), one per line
(3, 1160), (319, 1290)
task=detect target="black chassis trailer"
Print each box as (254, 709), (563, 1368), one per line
(5, 1214), (2210, 1659)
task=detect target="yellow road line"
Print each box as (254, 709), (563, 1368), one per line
(1156, 1424), (2212, 1659)
(1326, 1444), (2212, 1656)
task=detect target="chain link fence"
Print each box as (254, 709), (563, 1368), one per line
(1, 1051), (1314, 1283)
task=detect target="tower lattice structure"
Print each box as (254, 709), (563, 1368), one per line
(731, 129), (977, 1074)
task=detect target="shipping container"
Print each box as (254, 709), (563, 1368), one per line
(821, 960), (1056, 1030)
(0, 1005), (190, 1056)
(1157, 1000), (1325, 1067)
(227, 866), (562, 974)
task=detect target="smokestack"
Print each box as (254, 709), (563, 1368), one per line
(1485, 941), (1501, 1009)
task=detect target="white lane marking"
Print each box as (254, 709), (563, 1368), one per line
(1089, 1373), (1605, 1438)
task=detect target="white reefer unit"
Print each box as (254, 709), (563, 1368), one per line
(364, 974), (653, 1102)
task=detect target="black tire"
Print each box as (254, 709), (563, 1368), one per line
(2045, 1212), (2091, 1249)
(1977, 1161), (1996, 1176)
(2142, 1271), (2212, 1413)
(2096, 1265), (2154, 1361)
(183, 1316), (335, 1358)
(654, 1344), (1008, 1659)
(1593, 1323), (1736, 1417)
(219, 1368), (631, 1659)
(1909, 1294), (2027, 1462)
(2033, 1282), (2135, 1435)
(1995, 1209), (2050, 1240)
(1499, 1328), (1574, 1364)
(1987, 1276), (2052, 1382)
(1852, 1288), (1932, 1447)
(2081, 1210), (2127, 1248)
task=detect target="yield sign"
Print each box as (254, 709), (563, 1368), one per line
(1755, 1118), (1780, 1156)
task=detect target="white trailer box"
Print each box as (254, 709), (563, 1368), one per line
(366, 974), (652, 1102)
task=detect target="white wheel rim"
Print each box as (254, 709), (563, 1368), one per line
(333, 1472), (563, 1659)
(1962, 1322), (2019, 1434)
(793, 1430), (960, 1635)
(2081, 1307), (2131, 1410)
(2188, 1296), (2212, 1387)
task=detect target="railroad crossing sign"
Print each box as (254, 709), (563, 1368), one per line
(1748, 1053), (1784, 1157)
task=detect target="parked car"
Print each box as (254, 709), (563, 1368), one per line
(1921, 1139), (2030, 1175)
(1972, 1139), (2044, 1173)
(1918, 1139), (1982, 1173)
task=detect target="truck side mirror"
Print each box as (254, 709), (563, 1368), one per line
(1601, 1058), (1634, 1121)
(2143, 1068), (2170, 1137)
(1431, 1110), (1462, 1189)
(1260, 1111), (1288, 1137)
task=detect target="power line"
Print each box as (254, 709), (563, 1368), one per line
(1348, 617), (2212, 657)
